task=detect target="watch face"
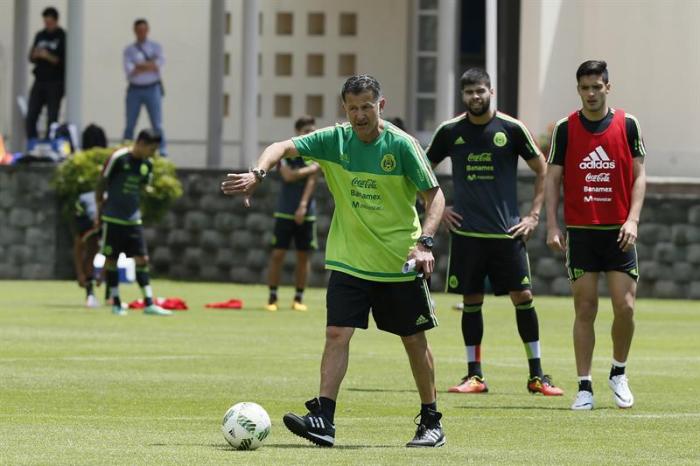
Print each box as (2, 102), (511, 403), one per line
(420, 236), (434, 248)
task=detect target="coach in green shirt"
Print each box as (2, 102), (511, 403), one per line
(222, 75), (446, 448)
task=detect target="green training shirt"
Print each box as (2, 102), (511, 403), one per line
(292, 121), (438, 282)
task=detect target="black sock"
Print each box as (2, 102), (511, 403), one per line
(136, 266), (153, 306)
(85, 280), (94, 297)
(578, 380), (593, 393)
(319, 396), (336, 424)
(268, 287), (278, 304)
(528, 359), (543, 379)
(468, 362), (483, 378)
(294, 288), (304, 303)
(462, 304), (484, 377)
(106, 268), (121, 307)
(421, 402), (437, 413)
(610, 364), (626, 378)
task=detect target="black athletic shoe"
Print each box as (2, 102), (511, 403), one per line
(406, 409), (446, 448)
(282, 398), (335, 447)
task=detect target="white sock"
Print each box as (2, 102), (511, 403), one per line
(612, 358), (626, 368)
(578, 375), (592, 382)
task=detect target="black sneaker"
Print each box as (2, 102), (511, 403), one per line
(406, 409), (446, 448)
(282, 398), (335, 447)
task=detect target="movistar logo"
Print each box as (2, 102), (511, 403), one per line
(415, 315), (429, 326)
(579, 146), (616, 169)
(454, 136), (466, 145)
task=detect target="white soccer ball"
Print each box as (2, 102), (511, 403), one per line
(222, 402), (271, 450)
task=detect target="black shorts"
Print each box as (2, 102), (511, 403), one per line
(566, 228), (639, 281)
(75, 215), (100, 241)
(446, 233), (532, 296)
(326, 271), (438, 337)
(271, 218), (317, 251)
(100, 222), (147, 259)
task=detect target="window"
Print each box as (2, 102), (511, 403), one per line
(307, 54), (324, 77)
(224, 53), (230, 76)
(259, 12), (263, 35)
(306, 95), (324, 117)
(338, 53), (356, 76)
(275, 94), (292, 117)
(276, 12), (293, 35)
(339, 13), (357, 36)
(418, 15), (438, 51)
(223, 93), (230, 118)
(337, 98), (346, 118)
(275, 53), (293, 76)
(308, 12), (325, 35)
(416, 98), (435, 131)
(417, 57), (436, 92)
(257, 94), (262, 118)
(257, 53), (262, 76)
(225, 12), (231, 35)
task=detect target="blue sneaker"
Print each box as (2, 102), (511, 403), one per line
(112, 305), (128, 316)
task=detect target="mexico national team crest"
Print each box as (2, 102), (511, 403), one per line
(493, 131), (507, 147)
(139, 163), (149, 176)
(381, 153), (397, 172)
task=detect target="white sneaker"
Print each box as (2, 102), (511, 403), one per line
(452, 302), (464, 311)
(86, 295), (99, 308)
(608, 375), (634, 408)
(571, 390), (594, 410)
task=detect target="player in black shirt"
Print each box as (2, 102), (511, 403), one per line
(427, 68), (562, 396)
(26, 7), (66, 143)
(265, 116), (320, 311)
(96, 129), (171, 316)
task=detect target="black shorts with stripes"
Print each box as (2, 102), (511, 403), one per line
(326, 271), (437, 337)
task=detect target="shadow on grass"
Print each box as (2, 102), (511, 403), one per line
(266, 443), (395, 449)
(454, 405), (615, 411)
(347, 387), (418, 394)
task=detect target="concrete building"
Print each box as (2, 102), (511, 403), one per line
(1, 0), (698, 176)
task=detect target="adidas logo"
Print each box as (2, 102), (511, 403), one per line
(454, 136), (466, 145)
(415, 315), (429, 326)
(521, 276), (530, 285)
(579, 146), (616, 169)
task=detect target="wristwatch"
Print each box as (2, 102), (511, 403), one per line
(250, 168), (266, 182)
(417, 235), (434, 249)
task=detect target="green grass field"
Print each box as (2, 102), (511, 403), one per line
(1, 280), (699, 465)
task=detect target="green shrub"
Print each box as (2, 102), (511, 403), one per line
(52, 146), (183, 224)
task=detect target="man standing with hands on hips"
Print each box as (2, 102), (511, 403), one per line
(222, 75), (446, 448)
(545, 60), (646, 410)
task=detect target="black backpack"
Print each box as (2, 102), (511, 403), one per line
(82, 124), (108, 149)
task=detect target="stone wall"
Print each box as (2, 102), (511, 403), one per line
(2, 164), (700, 299)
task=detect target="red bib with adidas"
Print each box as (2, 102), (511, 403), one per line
(563, 109), (634, 226)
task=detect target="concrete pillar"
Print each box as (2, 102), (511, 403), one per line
(66, 0), (84, 137)
(206, 0), (225, 168)
(436, 0), (457, 122)
(486, 0), (498, 108)
(10, 0), (29, 152)
(240, 0), (259, 169)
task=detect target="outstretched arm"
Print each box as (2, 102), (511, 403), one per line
(220, 139), (299, 207)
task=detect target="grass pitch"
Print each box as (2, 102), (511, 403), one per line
(1, 280), (699, 465)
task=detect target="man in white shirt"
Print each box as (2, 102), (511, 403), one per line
(122, 19), (166, 155)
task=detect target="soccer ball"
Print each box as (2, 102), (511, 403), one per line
(222, 402), (271, 450)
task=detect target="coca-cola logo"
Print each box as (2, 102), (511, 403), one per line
(585, 173), (610, 183)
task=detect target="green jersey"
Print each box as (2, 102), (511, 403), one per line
(292, 121), (438, 282)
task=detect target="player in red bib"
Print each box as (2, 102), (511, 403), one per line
(545, 60), (647, 411)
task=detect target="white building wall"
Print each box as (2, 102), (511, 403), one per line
(0, 0), (409, 168)
(519, 0), (700, 176)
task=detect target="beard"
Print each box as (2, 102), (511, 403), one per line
(468, 97), (490, 116)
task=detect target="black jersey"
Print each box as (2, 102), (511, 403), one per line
(547, 108), (646, 166)
(30, 27), (66, 82)
(274, 157), (316, 220)
(100, 148), (153, 225)
(427, 112), (542, 236)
